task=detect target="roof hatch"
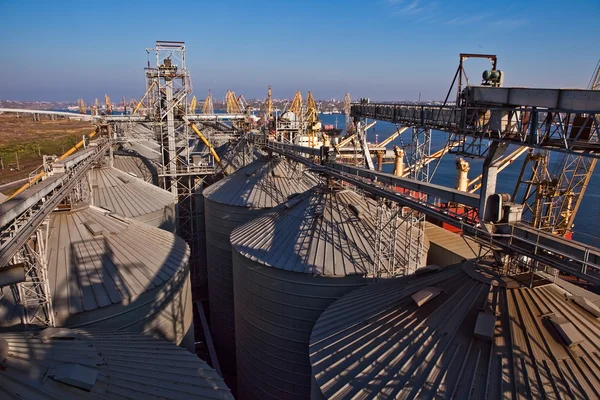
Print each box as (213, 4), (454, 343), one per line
(412, 286), (443, 307)
(414, 265), (442, 276)
(473, 312), (496, 341)
(37, 327), (78, 340)
(52, 364), (98, 391)
(547, 314), (585, 347)
(84, 222), (103, 237)
(570, 295), (600, 319)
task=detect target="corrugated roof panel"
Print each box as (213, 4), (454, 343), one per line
(113, 154), (156, 183)
(89, 167), (173, 219)
(216, 139), (263, 174)
(0, 329), (233, 399)
(47, 206), (189, 316)
(309, 262), (600, 399)
(203, 157), (313, 208)
(231, 186), (429, 276)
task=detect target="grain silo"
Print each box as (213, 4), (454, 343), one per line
(0, 205), (195, 352)
(0, 328), (233, 399)
(203, 156), (315, 375)
(216, 138), (262, 175)
(89, 166), (176, 231)
(230, 185), (429, 400)
(113, 152), (158, 184)
(309, 261), (600, 399)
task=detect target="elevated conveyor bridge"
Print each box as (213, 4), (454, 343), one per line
(352, 86), (600, 158)
(262, 139), (600, 287)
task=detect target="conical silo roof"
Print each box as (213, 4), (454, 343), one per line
(309, 261), (600, 399)
(231, 185), (429, 399)
(204, 156), (314, 208)
(231, 186), (428, 276)
(0, 328), (233, 399)
(113, 152), (158, 184)
(216, 139), (263, 174)
(47, 206), (188, 315)
(89, 166), (175, 230)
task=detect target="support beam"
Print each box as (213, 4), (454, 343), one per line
(479, 141), (509, 221)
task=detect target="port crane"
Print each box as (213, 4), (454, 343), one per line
(305, 91), (321, 148)
(189, 95), (197, 114)
(288, 91), (303, 115)
(77, 98), (86, 114)
(202, 90), (214, 114)
(512, 59), (600, 237)
(4, 45), (600, 334)
(263, 85), (273, 124)
(104, 94), (112, 114)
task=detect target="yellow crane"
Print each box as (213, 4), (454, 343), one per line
(189, 96), (197, 114)
(183, 116), (227, 175)
(202, 90), (214, 114)
(288, 91), (302, 115)
(77, 99), (86, 114)
(334, 121), (376, 152)
(105, 94), (112, 114)
(466, 146), (528, 193)
(304, 91), (321, 148)
(132, 81), (156, 115)
(511, 60), (600, 236)
(225, 90), (242, 114)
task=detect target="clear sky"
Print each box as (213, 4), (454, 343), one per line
(0, 0), (598, 102)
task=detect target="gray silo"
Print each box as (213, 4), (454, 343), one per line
(89, 166), (176, 231)
(310, 261), (600, 399)
(217, 138), (263, 175)
(203, 156), (314, 375)
(0, 205), (195, 352)
(0, 328), (233, 399)
(113, 152), (158, 184)
(230, 186), (429, 400)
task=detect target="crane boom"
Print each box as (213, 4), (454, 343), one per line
(288, 91), (302, 115)
(468, 146), (528, 193)
(202, 90), (214, 114)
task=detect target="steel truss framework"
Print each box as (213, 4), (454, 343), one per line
(371, 198), (425, 278)
(262, 139), (600, 286)
(0, 140), (109, 328)
(514, 150), (597, 237)
(144, 41), (217, 288)
(10, 222), (55, 327)
(352, 103), (600, 158)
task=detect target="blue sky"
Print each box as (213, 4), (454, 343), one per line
(0, 0), (598, 102)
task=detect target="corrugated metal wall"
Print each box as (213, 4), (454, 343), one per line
(204, 199), (266, 374)
(233, 251), (368, 400)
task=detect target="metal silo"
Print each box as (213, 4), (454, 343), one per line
(230, 186), (428, 400)
(0, 328), (234, 399)
(0, 205), (195, 352)
(89, 166), (176, 231)
(217, 138), (263, 175)
(310, 261), (600, 399)
(113, 152), (158, 184)
(203, 156), (314, 375)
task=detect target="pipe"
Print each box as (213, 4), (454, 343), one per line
(376, 152), (384, 172)
(8, 129), (99, 200)
(393, 146), (404, 176)
(186, 119), (228, 175)
(455, 157), (470, 192)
